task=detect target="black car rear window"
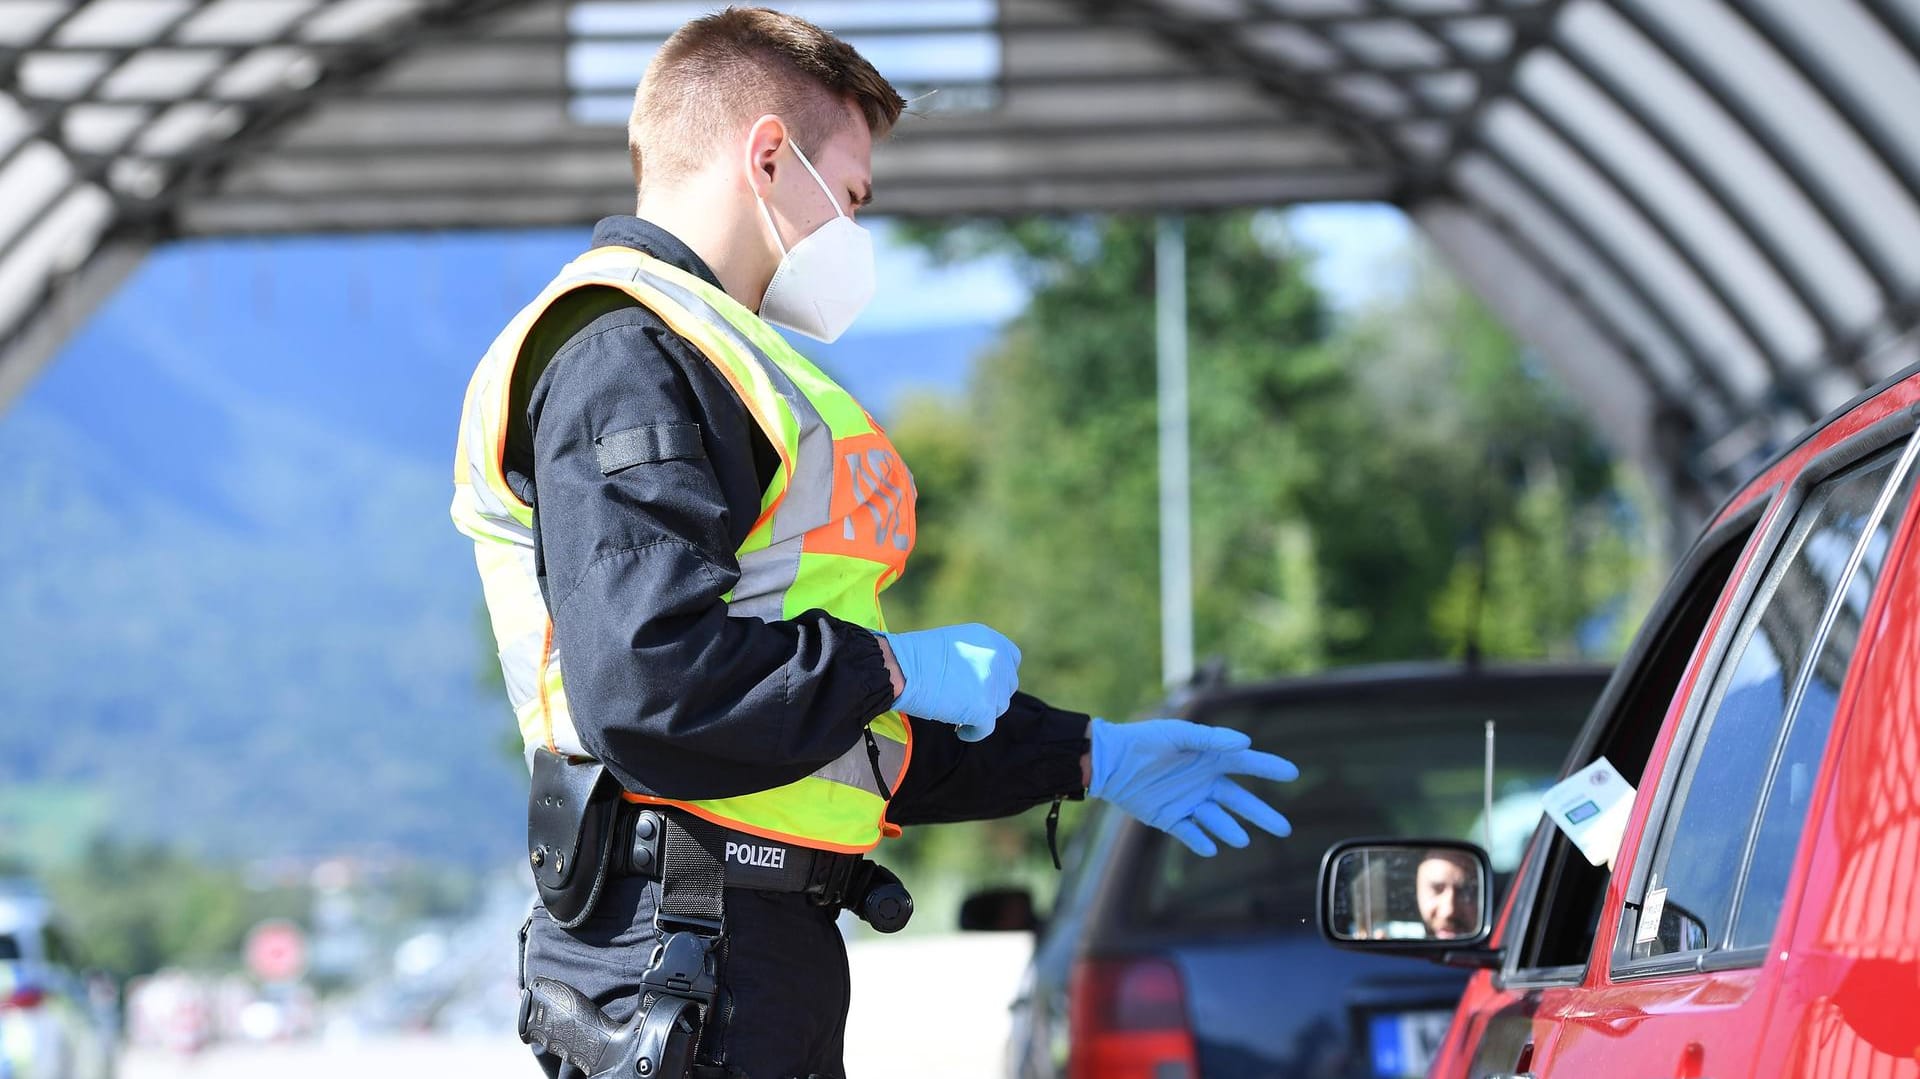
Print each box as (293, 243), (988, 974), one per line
(1127, 677), (1600, 932)
(0, 934), (18, 962)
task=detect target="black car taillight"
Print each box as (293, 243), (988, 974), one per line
(1067, 955), (1198, 1079)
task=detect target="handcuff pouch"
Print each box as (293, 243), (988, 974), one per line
(527, 747), (619, 928)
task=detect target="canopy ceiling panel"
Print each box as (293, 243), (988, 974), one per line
(3, 0), (1919, 509)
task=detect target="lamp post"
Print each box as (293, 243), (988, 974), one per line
(1156, 215), (1194, 689)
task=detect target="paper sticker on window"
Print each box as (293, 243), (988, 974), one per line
(1542, 757), (1636, 867)
(1636, 887), (1668, 945)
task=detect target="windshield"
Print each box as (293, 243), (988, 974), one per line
(1128, 674), (1603, 932)
(0, 934), (18, 962)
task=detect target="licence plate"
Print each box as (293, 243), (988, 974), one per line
(1368, 1010), (1454, 1077)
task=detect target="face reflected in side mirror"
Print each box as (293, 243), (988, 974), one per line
(1414, 849), (1483, 940)
(1319, 840), (1494, 951)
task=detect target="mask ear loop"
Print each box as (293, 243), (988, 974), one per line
(756, 194), (790, 258)
(755, 138), (841, 261)
(788, 141), (847, 221)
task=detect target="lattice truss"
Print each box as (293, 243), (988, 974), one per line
(3, 0), (1919, 505)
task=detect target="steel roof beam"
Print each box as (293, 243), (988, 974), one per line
(1077, 0), (1404, 169)
(1445, 199), (1683, 422)
(1547, 36), (1866, 385)
(88, 114), (1355, 164)
(1284, 0), (1743, 433)
(176, 169), (1399, 230)
(0, 0), (358, 275)
(0, 230), (150, 412)
(1423, 202), (1717, 513)
(1726, 0), (1920, 201)
(11, 72), (1451, 112)
(18, 67), (1469, 116)
(1390, 3), (1837, 439)
(1, 0), (535, 389)
(1853, 0), (1920, 65)
(1501, 95), (1820, 421)
(201, 159), (1394, 200)
(1404, 0), (1570, 200)
(1209, 0), (1744, 441)
(1693, 294), (1920, 463)
(138, 0), (537, 227)
(0, 1), (215, 190)
(1606, 0), (1908, 314)
(1462, 149), (1744, 421)
(0, 1), (224, 315)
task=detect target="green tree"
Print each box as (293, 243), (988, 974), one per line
(1301, 248), (1657, 662)
(889, 214), (1343, 721)
(877, 213), (1658, 897)
(44, 842), (305, 980)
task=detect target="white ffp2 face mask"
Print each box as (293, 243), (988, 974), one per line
(755, 141), (875, 343)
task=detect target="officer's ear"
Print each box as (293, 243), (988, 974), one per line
(743, 114), (788, 199)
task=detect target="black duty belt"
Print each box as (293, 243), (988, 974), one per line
(612, 803), (872, 908)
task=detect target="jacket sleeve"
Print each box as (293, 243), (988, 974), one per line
(887, 693), (1091, 825)
(527, 310), (897, 801)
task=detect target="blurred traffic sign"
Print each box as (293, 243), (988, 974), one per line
(245, 919), (307, 983)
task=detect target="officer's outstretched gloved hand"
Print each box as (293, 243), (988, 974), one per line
(877, 624), (1021, 742)
(1089, 718), (1298, 856)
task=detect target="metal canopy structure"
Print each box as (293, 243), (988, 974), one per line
(4, 0), (1920, 512)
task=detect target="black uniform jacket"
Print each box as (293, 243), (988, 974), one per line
(504, 215), (1089, 825)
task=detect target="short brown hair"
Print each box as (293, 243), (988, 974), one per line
(629, 7), (905, 192)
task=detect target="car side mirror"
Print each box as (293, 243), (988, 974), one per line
(958, 887), (1038, 933)
(1317, 838), (1502, 968)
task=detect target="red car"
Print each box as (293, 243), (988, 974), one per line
(1319, 363), (1920, 1079)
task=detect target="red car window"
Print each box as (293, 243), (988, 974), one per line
(1625, 441), (1918, 964)
(1510, 515), (1757, 976)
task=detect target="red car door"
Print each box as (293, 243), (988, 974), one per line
(1537, 416), (1919, 1078)
(1435, 499), (1772, 1079)
(1753, 435), (1920, 1076)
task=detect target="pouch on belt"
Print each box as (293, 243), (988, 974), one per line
(527, 748), (620, 928)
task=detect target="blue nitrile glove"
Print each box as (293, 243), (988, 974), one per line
(1088, 718), (1299, 856)
(876, 624), (1021, 742)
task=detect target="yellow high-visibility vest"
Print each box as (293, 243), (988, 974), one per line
(452, 246), (916, 853)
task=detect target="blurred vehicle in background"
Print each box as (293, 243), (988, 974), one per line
(0, 883), (116, 1079)
(962, 663), (1608, 1079)
(1321, 368), (1920, 1078)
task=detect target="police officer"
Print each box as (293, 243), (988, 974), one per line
(452, 9), (1298, 1078)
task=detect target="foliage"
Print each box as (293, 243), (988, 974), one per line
(878, 212), (1660, 896)
(886, 214), (1345, 718)
(1301, 246), (1655, 664)
(41, 842), (306, 981)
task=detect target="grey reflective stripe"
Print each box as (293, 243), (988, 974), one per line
(459, 259), (659, 542)
(458, 375), (532, 541)
(813, 728), (910, 796)
(872, 729), (908, 787)
(637, 270), (836, 532)
(730, 546), (803, 622)
(634, 268), (837, 623)
(497, 629), (541, 709)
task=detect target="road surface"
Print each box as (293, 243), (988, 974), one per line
(123, 932), (1032, 1078)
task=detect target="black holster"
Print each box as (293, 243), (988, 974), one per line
(522, 770), (728, 1079)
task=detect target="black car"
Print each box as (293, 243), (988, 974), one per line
(962, 663), (1608, 1079)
